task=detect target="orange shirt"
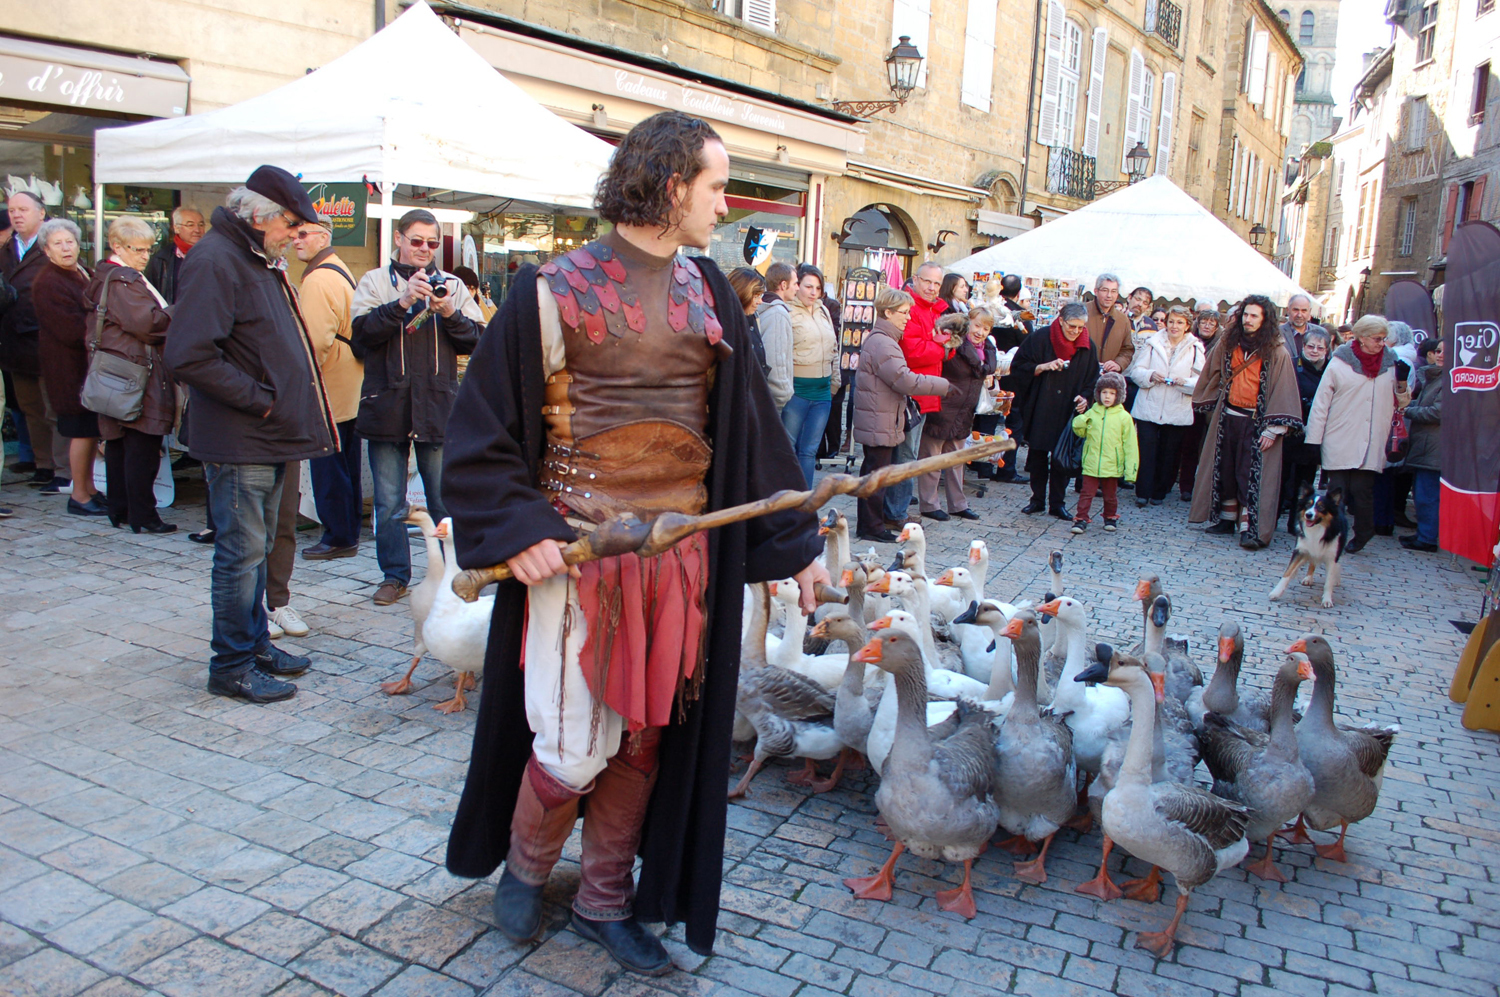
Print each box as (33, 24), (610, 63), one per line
(1228, 346), (1263, 410)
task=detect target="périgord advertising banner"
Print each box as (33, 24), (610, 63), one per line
(1441, 221), (1500, 567)
(302, 182), (367, 247)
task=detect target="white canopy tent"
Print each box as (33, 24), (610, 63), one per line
(92, 1), (614, 252)
(949, 176), (1315, 310)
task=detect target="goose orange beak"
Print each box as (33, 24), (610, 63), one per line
(1149, 672), (1166, 704)
(434, 522), (449, 539)
(818, 525), (831, 535)
(839, 569), (854, 587)
(1134, 579), (1152, 601)
(868, 576), (893, 594)
(968, 545), (983, 564)
(1287, 638), (1308, 654)
(810, 619), (829, 639)
(1001, 617), (1024, 638)
(853, 637), (884, 663)
(898, 524), (915, 542)
(936, 569), (956, 587)
(1296, 658), (1315, 682)
(768, 581), (779, 596)
(1037, 598), (1062, 618)
(870, 616), (894, 631)
(1218, 636), (1235, 663)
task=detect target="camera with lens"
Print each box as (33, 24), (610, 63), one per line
(424, 266), (450, 299)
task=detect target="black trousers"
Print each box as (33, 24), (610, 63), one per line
(1217, 413), (1257, 507)
(309, 419), (363, 548)
(105, 429), (164, 528)
(820, 381), (849, 460)
(1325, 468), (1377, 543)
(1280, 443), (1320, 519)
(856, 443), (896, 537)
(1134, 421), (1188, 502)
(1027, 445), (1073, 512)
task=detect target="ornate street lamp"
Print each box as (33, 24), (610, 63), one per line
(1092, 142), (1154, 195)
(1249, 223), (1268, 249)
(828, 37), (925, 118)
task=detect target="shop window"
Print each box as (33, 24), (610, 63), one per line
(1416, 2), (1438, 63)
(706, 177), (804, 273)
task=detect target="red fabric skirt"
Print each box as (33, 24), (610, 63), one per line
(577, 531), (710, 734)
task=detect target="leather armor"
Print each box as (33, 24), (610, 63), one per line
(537, 237), (726, 524)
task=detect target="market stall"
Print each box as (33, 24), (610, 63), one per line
(949, 176), (1315, 320)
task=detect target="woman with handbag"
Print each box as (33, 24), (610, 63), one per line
(83, 216), (176, 533)
(32, 218), (105, 516)
(1304, 314), (1412, 553)
(1011, 301), (1098, 519)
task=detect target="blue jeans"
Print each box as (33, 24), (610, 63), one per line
(309, 420), (362, 548)
(368, 439), (446, 587)
(1412, 469), (1440, 545)
(884, 412), (925, 522)
(204, 462), (283, 676)
(780, 396), (831, 489)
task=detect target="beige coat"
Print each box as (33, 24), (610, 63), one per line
(789, 297), (839, 391)
(1304, 344), (1411, 472)
(299, 250), (362, 424)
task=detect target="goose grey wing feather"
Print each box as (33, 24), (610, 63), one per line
(934, 717), (998, 800)
(1198, 712), (1263, 785)
(1339, 724), (1397, 778)
(1155, 783), (1250, 851)
(752, 667), (836, 721)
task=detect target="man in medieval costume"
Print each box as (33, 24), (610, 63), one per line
(440, 111), (826, 974)
(1188, 294), (1304, 550)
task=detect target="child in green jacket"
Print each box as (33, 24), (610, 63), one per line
(1070, 371), (1139, 533)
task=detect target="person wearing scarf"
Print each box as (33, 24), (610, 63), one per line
(1011, 301), (1099, 518)
(1304, 313), (1412, 552)
(1188, 294), (1304, 549)
(1279, 326), (1332, 532)
(143, 206), (205, 305)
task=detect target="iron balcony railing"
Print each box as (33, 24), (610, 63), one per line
(1046, 146), (1097, 201)
(1145, 0), (1182, 48)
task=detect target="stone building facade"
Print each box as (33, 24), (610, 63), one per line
(1277, 0), (1341, 164)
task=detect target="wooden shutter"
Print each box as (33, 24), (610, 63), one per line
(961, 0), (999, 112)
(1083, 27), (1108, 156)
(743, 0), (776, 30)
(1470, 176), (1489, 221)
(1122, 50), (1145, 171)
(1154, 72), (1177, 174)
(1037, 0), (1065, 146)
(892, 0), (932, 89)
(1249, 30), (1269, 106)
(1441, 183), (1459, 251)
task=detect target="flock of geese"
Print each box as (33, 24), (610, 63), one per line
(735, 512), (1399, 956)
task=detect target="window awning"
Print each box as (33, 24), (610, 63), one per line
(0, 36), (189, 118)
(976, 209), (1035, 239)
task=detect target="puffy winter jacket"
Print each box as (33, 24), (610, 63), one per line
(902, 294), (949, 413)
(1403, 362), (1442, 472)
(852, 319), (949, 447)
(1126, 330), (1204, 426)
(1072, 402), (1140, 482)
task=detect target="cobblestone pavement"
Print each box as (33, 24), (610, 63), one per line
(2, 463), (1498, 997)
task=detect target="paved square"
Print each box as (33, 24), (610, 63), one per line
(2, 468), (1497, 997)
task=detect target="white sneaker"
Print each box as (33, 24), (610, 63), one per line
(266, 613), (285, 640)
(269, 604), (310, 638)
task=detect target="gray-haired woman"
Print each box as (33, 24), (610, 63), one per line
(32, 217), (105, 515)
(84, 216), (176, 533)
(1012, 301), (1100, 517)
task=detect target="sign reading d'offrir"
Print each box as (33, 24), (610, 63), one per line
(304, 183), (367, 248)
(1441, 220), (1500, 567)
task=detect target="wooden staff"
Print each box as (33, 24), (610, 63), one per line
(450, 435), (1016, 602)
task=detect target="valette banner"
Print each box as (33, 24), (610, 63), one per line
(1383, 279), (1438, 346)
(302, 182), (367, 247)
(1441, 221), (1500, 566)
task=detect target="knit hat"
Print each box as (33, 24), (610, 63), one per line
(1094, 371), (1127, 403)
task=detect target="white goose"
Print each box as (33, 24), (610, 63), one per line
(937, 565), (1017, 682)
(767, 578), (880, 692)
(380, 509), (445, 697)
(1038, 596), (1129, 776)
(421, 519), (490, 712)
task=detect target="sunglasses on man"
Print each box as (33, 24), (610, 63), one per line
(404, 236), (442, 249)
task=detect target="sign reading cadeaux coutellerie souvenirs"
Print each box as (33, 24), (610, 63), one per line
(0, 44), (188, 118)
(303, 183), (367, 248)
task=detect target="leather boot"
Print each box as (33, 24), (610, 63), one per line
(494, 756), (587, 942)
(571, 729), (669, 973)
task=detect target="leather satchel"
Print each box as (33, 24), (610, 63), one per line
(79, 273), (151, 423)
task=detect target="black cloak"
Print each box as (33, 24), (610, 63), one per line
(441, 257), (820, 955)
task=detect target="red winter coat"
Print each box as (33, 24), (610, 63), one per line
(902, 294), (949, 414)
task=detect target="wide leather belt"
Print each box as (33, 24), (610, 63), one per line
(541, 421), (711, 524)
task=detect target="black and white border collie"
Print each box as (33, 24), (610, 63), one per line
(1269, 485), (1349, 609)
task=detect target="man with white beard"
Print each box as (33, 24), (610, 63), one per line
(166, 165), (339, 705)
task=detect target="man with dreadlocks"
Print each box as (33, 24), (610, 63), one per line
(1188, 294), (1304, 549)
(440, 111), (825, 972)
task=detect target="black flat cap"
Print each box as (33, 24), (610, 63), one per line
(245, 165), (318, 224)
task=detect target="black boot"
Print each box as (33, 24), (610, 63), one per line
(494, 757), (585, 942)
(572, 913), (672, 975)
(493, 867), (549, 943)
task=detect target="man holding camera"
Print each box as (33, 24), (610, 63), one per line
(351, 208), (484, 606)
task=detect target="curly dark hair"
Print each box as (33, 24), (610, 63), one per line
(594, 111), (723, 229)
(1223, 294), (1280, 360)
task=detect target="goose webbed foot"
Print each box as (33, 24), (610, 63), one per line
(1075, 837), (1124, 901)
(845, 843), (904, 902)
(1314, 821), (1350, 862)
(1011, 833), (1054, 885)
(380, 657), (421, 695)
(1276, 815), (1314, 844)
(934, 858), (978, 918)
(809, 749), (854, 793)
(785, 758), (820, 786)
(995, 834), (1038, 855)
(1244, 838), (1289, 882)
(1063, 811), (1094, 834)
(728, 759), (764, 799)
(1134, 892), (1189, 958)
(433, 679), (470, 713)
(1120, 865), (1162, 903)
